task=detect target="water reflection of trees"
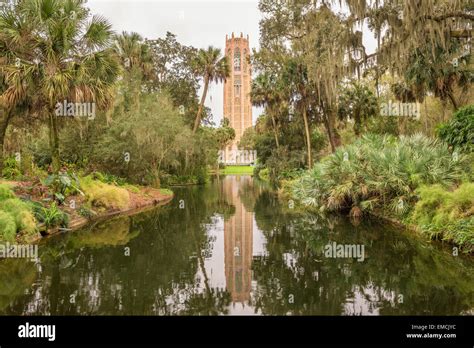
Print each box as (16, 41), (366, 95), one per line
(1, 182), (233, 315)
(0, 259), (37, 312)
(1, 176), (473, 315)
(251, 191), (474, 315)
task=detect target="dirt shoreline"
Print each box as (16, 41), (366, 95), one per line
(1, 179), (174, 244)
(36, 190), (174, 243)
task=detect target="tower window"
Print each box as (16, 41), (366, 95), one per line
(234, 77), (241, 95)
(234, 48), (241, 72)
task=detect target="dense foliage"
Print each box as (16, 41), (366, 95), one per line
(247, 0), (472, 183)
(437, 104), (474, 153)
(291, 133), (473, 250)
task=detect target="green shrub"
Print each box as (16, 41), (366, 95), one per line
(259, 168), (269, 182)
(1, 157), (21, 180)
(92, 172), (128, 186)
(437, 104), (474, 152)
(263, 147), (306, 186)
(78, 205), (97, 219)
(195, 167), (208, 185)
(252, 163), (264, 177)
(0, 183), (15, 201)
(31, 202), (69, 228)
(43, 171), (83, 204)
(0, 211), (17, 242)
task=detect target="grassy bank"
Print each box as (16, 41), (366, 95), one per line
(0, 175), (173, 244)
(215, 165), (254, 175)
(287, 133), (474, 253)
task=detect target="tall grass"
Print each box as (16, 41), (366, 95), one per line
(80, 176), (130, 211)
(0, 184), (38, 242)
(411, 183), (474, 252)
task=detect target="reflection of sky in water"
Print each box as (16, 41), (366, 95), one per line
(344, 284), (394, 315)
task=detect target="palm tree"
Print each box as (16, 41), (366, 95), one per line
(337, 81), (378, 136)
(114, 31), (154, 80)
(192, 46), (229, 134)
(113, 32), (154, 114)
(1, 0), (120, 173)
(0, 2), (36, 170)
(284, 59), (315, 168)
(250, 73), (284, 148)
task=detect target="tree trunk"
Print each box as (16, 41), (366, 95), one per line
(193, 76), (210, 134)
(375, 20), (381, 98)
(324, 116), (336, 153)
(447, 91), (458, 111)
(354, 113), (361, 136)
(0, 109), (12, 173)
(424, 99), (429, 134)
(302, 107), (312, 168)
(270, 111), (280, 148)
(49, 112), (60, 173)
(323, 109), (340, 153)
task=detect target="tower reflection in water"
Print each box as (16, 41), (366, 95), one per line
(223, 176), (253, 305)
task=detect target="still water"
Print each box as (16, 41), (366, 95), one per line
(1, 176), (473, 315)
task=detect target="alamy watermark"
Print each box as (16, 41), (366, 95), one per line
(323, 242), (365, 262)
(380, 100), (420, 120)
(55, 100), (96, 120)
(18, 323), (55, 342)
(0, 242), (38, 262)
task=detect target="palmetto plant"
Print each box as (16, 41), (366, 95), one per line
(191, 46), (229, 134)
(292, 133), (470, 218)
(0, 0), (120, 172)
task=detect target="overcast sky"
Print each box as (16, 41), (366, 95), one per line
(86, 0), (376, 126)
(87, 0), (264, 125)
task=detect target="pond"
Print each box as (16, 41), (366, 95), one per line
(1, 175), (473, 315)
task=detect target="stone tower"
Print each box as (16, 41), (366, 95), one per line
(223, 33), (253, 164)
